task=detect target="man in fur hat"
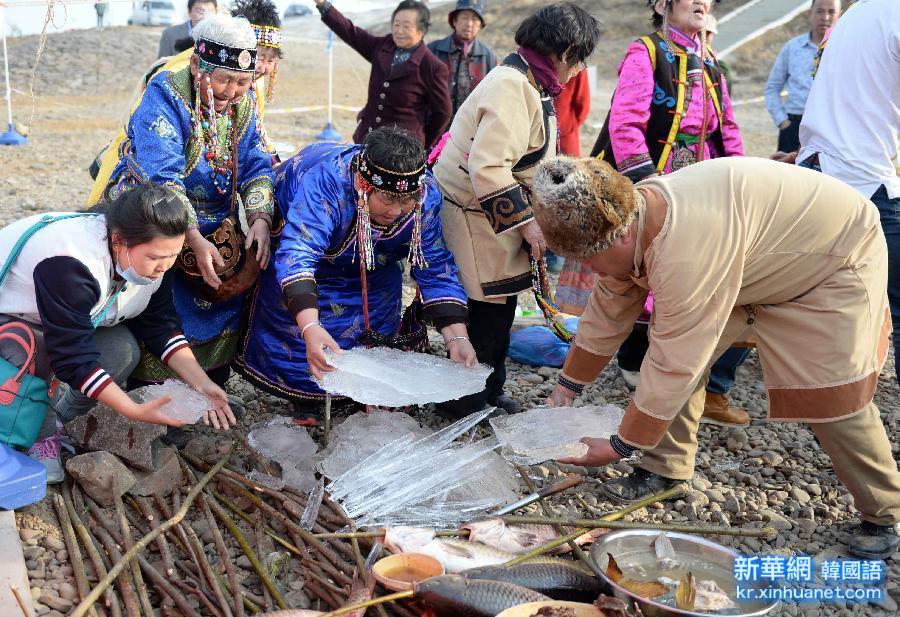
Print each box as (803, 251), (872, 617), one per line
(533, 155), (900, 559)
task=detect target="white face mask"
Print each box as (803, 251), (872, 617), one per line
(115, 247), (155, 286)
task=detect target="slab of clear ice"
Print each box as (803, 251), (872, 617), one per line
(247, 416), (320, 493)
(490, 404), (626, 465)
(318, 411), (432, 479)
(440, 450), (520, 507)
(317, 347), (491, 406)
(134, 379), (210, 424)
(327, 408), (520, 528)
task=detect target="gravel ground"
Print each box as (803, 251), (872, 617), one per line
(3, 15), (899, 617)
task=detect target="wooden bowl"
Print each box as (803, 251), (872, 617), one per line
(497, 601), (605, 617)
(371, 553), (444, 591)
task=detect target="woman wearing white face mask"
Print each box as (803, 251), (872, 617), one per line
(0, 185), (234, 483)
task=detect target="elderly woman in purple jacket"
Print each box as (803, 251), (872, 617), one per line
(314, 0), (452, 150)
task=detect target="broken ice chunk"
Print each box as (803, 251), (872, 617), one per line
(248, 416), (318, 463)
(135, 379), (210, 424)
(247, 416), (319, 493)
(490, 405), (625, 465)
(318, 411), (432, 479)
(317, 347), (491, 406)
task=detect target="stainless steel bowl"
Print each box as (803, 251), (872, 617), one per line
(589, 530), (779, 617)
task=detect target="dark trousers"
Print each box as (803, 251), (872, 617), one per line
(777, 114), (802, 153)
(616, 323), (749, 394)
(870, 185), (900, 360)
(439, 296), (517, 415)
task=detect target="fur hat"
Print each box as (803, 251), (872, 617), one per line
(531, 157), (641, 260)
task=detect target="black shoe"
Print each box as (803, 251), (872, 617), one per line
(846, 521), (900, 560)
(290, 402), (321, 427)
(600, 468), (690, 504)
(434, 402), (506, 424)
(487, 394), (522, 414)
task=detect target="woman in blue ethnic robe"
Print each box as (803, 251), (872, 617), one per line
(235, 127), (476, 422)
(96, 15), (276, 386)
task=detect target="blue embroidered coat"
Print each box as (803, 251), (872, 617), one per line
(101, 67), (275, 376)
(235, 142), (468, 402)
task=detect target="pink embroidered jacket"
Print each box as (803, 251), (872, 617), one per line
(609, 27), (743, 178)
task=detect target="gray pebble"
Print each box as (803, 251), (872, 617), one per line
(789, 487), (812, 504)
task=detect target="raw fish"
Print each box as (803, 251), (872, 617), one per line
(462, 519), (560, 554)
(462, 560), (603, 602)
(695, 579), (738, 611)
(384, 527), (517, 573)
(415, 575), (550, 617)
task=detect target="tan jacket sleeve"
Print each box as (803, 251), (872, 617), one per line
(559, 275), (647, 388)
(620, 259), (740, 449)
(467, 74), (540, 235)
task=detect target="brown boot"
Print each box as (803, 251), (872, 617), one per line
(701, 392), (750, 427)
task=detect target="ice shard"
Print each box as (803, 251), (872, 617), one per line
(317, 347), (492, 406)
(490, 404), (626, 465)
(135, 379), (211, 424)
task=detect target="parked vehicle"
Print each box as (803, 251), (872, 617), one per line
(284, 3), (313, 18)
(128, 0), (177, 26)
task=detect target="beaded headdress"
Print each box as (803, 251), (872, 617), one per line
(194, 37), (257, 73)
(251, 23), (282, 48)
(353, 150), (428, 270)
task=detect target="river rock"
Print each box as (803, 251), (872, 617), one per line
(724, 493), (741, 514)
(41, 536), (65, 552)
(128, 446), (182, 497)
(704, 488), (726, 504)
(789, 487), (812, 504)
(56, 583), (77, 602)
(65, 451), (136, 507)
(761, 508), (794, 531)
(65, 402), (167, 471)
(762, 451), (784, 466)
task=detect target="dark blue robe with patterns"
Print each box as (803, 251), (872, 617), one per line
(235, 142), (468, 402)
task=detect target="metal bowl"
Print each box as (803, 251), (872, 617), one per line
(589, 530), (779, 617)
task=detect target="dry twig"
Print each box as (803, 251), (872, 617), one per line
(51, 494), (97, 617)
(70, 444), (233, 617)
(61, 483), (122, 617)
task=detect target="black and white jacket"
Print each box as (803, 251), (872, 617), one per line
(0, 213), (188, 399)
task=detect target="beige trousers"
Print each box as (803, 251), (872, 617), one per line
(639, 309), (900, 526)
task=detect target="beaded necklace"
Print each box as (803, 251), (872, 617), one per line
(192, 70), (237, 196)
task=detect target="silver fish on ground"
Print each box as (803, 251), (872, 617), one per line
(462, 519), (606, 555)
(385, 527), (519, 573)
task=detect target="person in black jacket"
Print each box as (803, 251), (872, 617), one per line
(0, 185), (234, 482)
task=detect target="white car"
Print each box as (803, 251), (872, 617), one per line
(128, 0), (177, 26)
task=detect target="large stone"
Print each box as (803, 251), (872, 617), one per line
(760, 508), (794, 532)
(65, 402), (167, 471)
(65, 452), (136, 507)
(789, 487), (812, 504)
(128, 447), (183, 497)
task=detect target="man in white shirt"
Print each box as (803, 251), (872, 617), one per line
(798, 0), (900, 360)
